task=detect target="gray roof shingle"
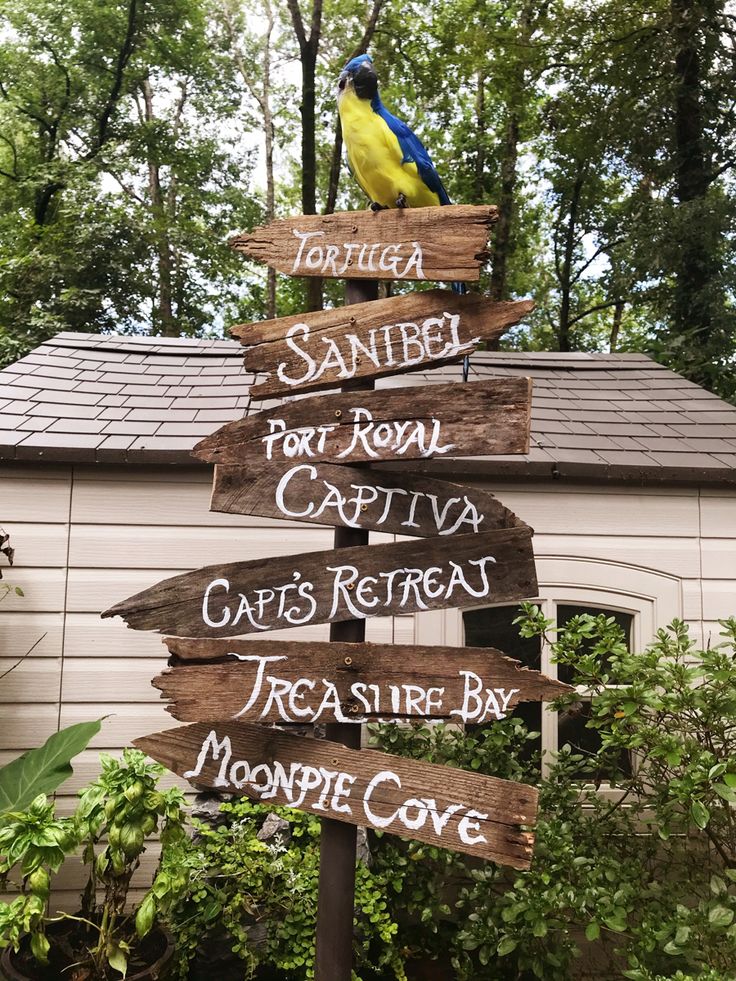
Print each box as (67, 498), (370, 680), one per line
(1, 332), (735, 485)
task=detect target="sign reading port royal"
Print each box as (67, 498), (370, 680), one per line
(133, 721), (538, 867)
(210, 463), (526, 538)
(229, 205), (497, 283)
(156, 638), (570, 725)
(102, 528), (538, 638)
(194, 378), (531, 468)
(234, 290), (533, 398)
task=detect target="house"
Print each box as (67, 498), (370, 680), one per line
(2, 330), (735, 902)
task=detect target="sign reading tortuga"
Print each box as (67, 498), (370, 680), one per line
(194, 378), (531, 468)
(102, 528), (538, 638)
(229, 205), (497, 282)
(156, 638), (570, 725)
(133, 721), (537, 867)
(233, 290), (533, 397)
(210, 463), (526, 538)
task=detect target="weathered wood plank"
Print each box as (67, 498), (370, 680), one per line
(210, 462), (528, 538)
(233, 291), (533, 397)
(156, 637), (571, 724)
(102, 527), (538, 638)
(133, 721), (537, 867)
(193, 378), (532, 467)
(229, 205), (497, 282)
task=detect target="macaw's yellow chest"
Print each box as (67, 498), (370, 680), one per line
(338, 89), (441, 209)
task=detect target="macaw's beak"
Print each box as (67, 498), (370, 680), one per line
(338, 69), (349, 92)
(353, 61), (378, 100)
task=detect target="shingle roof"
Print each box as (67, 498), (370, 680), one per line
(1, 331), (735, 484)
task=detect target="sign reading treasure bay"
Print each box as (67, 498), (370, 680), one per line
(156, 638), (570, 725)
(103, 528), (538, 638)
(234, 290), (534, 398)
(133, 721), (537, 867)
(211, 462), (526, 538)
(230, 204), (497, 283)
(194, 378), (531, 468)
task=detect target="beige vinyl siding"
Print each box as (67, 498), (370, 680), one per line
(2, 462), (735, 908)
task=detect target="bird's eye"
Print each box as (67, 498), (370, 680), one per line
(338, 77), (346, 91)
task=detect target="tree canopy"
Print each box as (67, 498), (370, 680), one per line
(0, 0), (734, 399)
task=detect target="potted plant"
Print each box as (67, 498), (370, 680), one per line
(0, 749), (186, 980)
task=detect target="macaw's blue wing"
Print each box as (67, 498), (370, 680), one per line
(373, 103), (452, 205)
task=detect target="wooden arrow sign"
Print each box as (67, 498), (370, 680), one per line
(210, 463), (527, 538)
(155, 637), (570, 725)
(194, 378), (531, 468)
(229, 205), (497, 282)
(233, 291), (533, 398)
(133, 721), (537, 867)
(102, 527), (538, 638)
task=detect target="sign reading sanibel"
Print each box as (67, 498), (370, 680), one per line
(103, 528), (538, 638)
(234, 290), (533, 397)
(133, 721), (537, 867)
(229, 205), (497, 283)
(194, 378), (531, 468)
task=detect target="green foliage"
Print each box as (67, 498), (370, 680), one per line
(0, 721), (102, 815)
(0, 748), (186, 980)
(152, 797), (406, 980)
(366, 613), (736, 980)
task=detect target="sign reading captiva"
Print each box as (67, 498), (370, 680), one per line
(210, 463), (525, 538)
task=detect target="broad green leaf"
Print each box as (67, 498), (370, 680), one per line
(0, 721), (102, 815)
(708, 905), (734, 928)
(107, 941), (128, 978)
(585, 922), (600, 941)
(497, 937), (518, 956)
(690, 799), (710, 830)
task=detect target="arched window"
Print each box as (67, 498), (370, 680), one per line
(413, 558), (683, 784)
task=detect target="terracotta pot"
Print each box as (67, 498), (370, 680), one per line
(0, 927), (174, 981)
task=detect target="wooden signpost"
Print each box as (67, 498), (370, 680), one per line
(230, 204), (497, 282)
(193, 377), (531, 468)
(155, 638), (570, 725)
(105, 205), (548, 981)
(210, 461), (525, 537)
(103, 527), (538, 638)
(132, 721), (537, 868)
(234, 290), (534, 397)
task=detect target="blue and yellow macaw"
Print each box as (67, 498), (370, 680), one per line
(337, 52), (468, 314)
(337, 53), (452, 212)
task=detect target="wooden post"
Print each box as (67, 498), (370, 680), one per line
(313, 278), (378, 981)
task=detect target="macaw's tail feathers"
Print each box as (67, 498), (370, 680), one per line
(452, 281), (467, 295)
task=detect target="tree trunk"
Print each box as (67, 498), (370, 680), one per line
(670, 0), (718, 362)
(557, 172), (584, 352)
(141, 78), (175, 336)
(609, 299), (624, 352)
(262, 0), (277, 320)
(473, 70), (486, 205)
(488, 110), (519, 303)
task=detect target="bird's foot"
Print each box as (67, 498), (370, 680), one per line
(396, 193), (408, 208)
(370, 201), (386, 212)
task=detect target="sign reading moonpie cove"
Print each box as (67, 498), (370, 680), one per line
(133, 721), (537, 867)
(156, 638), (571, 725)
(210, 462), (526, 538)
(194, 378), (531, 468)
(102, 527), (538, 638)
(230, 204), (497, 283)
(234, 290), (534, 398)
